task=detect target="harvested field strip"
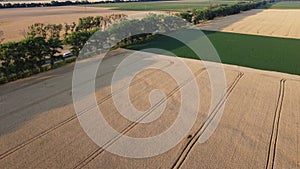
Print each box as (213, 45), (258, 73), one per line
(266, 79), (286, 169)
(72, 67), (206, 169)
(0, 57), (174, 160)
(171, 72), (244, 169)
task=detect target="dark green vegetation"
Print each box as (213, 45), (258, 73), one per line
(92, 1), (238, 11)
(0, 0), (297, 84)
(0, 0), (151, 9)
(0, 14), (185, 84)
(127, 30), (300, 75)
(0, 14), (127, 84)
(0, 0), (93, 9)
(269, 1), (300, 9)
(177, 1), (267, 24)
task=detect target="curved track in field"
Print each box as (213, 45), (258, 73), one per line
(72, 67), (207, 169)
(266, 79), (286, 169)
(171, 72), (244, 169)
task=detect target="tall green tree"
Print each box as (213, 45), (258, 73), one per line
(64, 30), (92, 56)
(0, 42), (19, 77)
(22, 36), (48, 69)
(47, 37), (63, 67)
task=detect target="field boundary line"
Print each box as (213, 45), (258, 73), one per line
(171, 71), (244, 169)
(72, 68), (206, 169)
(0, 60), (174, 160)
(266, 79), (286, 169)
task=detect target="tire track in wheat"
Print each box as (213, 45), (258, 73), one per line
(0, 60), (174, 160)
(171, 72), (244, 169)
(266, 79), (286, 169)
(72, 68), (207, 169)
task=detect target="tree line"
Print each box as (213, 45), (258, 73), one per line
(0, 14), (185, 84)
(0, 14), (127, 84)
(0, 0), (163, 9)
(177, 1), (268, 24)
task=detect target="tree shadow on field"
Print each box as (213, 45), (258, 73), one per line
(0, 49), (159, 136)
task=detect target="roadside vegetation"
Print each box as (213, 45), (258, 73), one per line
(177, 1), (267, 24)
(0, 14), (186, 84)
(0, 14), (127, 84)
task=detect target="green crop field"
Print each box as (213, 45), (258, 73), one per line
(91, 1), (238, 11)
(269, 1), (300, 9)
(126, 30), (300, 75)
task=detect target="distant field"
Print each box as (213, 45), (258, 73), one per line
(269, 1), (300, 9)
(91, 1), (238, 11)
(0, 6), (150, 42)
(127, 30), (300, 75)
(198, 9), (300, 39)
(0, 0), (101, 4)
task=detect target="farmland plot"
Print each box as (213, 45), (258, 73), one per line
(0, 6), (163, 42)
(179, 73), (281, 168)
(77, 60), (241, 169)
(198, 9), (300, 39)
(0, 49), (299, 168)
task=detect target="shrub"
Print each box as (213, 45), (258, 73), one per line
(17, 72), (23, 79)
(7, 73), (17, 81)
(16, 70), (32, 79)
(32, 67), (41, 74)
(53, 60), (66, 69)
(22, 70), (32, 78)
(65, 57), (76, 64)
(0, 76), (8, 84)
(177, 12), (193, 23)
(41, 64), (51, 72)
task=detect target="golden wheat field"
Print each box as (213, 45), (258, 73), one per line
(199, 9), (300, 39)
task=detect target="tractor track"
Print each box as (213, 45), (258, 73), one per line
(265, 79), (286, 169)
(0, 60), (175, 160)
(72, 67), (207, 169)
(171, 71), (244, 169)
